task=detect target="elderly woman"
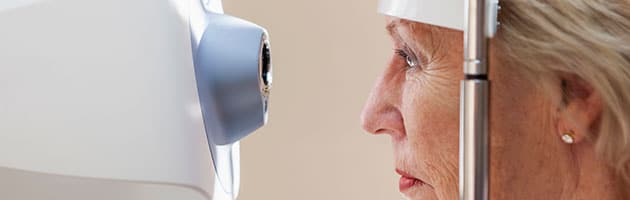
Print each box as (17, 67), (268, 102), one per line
(361, 1), (630, 199)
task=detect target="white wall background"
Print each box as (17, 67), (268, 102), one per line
(222, 0), (404, 200)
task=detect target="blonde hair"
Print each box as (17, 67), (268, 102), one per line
(495, 0), (630, 191)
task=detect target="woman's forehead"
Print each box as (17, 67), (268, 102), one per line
(386, 17), (441, 36)
(386, 17), (442, 52)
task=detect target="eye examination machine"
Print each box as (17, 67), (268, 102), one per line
(378, 0), (499, 200)
(0, 0), (271, 199)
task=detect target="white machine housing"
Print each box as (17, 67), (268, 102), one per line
(0, 0), (271, 199)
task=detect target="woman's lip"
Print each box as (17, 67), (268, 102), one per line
(399, 176), (421, 191)
(395, 169), (424, 191)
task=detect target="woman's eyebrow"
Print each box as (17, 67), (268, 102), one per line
(386, 20), (401, 37)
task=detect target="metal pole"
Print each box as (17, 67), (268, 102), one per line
(460, 0), (490, 200)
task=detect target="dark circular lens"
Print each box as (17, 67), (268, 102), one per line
(261, 40), (272, 90)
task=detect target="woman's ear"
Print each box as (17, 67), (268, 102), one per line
(556, 74), (603, 144)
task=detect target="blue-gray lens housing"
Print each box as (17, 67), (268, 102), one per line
(193, 12), (272, 146)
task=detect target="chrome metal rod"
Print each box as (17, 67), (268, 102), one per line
(460, 80), (489, 200)
(460, 0), (490, 200)
(464, 0), (489, 76)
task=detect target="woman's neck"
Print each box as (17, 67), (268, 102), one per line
(566, 142), (624, 200)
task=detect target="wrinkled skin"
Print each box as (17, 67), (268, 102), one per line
(361, 18), (620, 200)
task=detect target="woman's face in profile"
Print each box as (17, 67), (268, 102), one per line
(362, 18), (568, 200)
(361, 18), (462, 200)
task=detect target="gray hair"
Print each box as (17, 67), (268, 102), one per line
(496, 0), (630, 192)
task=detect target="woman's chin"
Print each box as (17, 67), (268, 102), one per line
(401, 183), (438, 200)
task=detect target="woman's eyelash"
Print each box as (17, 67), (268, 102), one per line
(395, 49), (408, 58)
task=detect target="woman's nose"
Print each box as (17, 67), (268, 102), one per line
(360, 74), (406, 139)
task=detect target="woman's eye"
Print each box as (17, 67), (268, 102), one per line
(395, 49), (420, 69)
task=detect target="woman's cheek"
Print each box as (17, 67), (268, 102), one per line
(402, 74), (461, 188)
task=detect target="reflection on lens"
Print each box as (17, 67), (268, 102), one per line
(261, 39), (272, 95)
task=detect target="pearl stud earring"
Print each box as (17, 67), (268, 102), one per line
(562, 131), (575, 144)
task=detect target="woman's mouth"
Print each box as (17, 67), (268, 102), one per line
(396, 168), (424, 191)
